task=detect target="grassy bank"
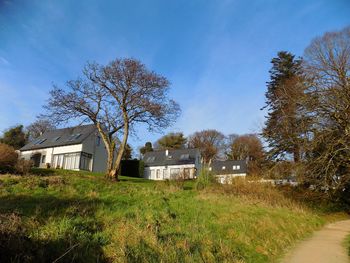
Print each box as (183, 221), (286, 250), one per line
(0, 170), (344, 262)
(345, 235), (350, 257)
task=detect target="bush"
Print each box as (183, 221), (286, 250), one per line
(0, 143), (18, 173)
(15, 159), (33, 175)
(195, 167), (217, 190)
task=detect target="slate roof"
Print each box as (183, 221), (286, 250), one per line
(20, 124), (96, 151)
(143, 148), (199, 167)
(210, 160), (247, 174)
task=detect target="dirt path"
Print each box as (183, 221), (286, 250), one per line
(282, 220), (350, 263)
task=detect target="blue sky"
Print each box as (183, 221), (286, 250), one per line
(0, 0), (349, 150)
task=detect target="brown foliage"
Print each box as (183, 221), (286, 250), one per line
(188, 129), (225, 163)
(15, 159), (33, 175)
(0, 143), (18, 173)
(302, 26), (350, 200)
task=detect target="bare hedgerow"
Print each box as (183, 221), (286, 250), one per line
(0, 143), (18, 173)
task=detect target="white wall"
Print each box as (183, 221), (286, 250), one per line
(144, 164), (197, 180)
(82, 132), (108, 173)
(216, 173), (247, 184)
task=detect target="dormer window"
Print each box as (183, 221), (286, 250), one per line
(222, 166), (226, 170)
(146, 156), (155, 162)
(233, 165), (240, 170)
(52, 136), (61, 142)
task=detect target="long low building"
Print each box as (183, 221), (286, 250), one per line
(143, 148), (247, 182)
(143, 148), (201, 180)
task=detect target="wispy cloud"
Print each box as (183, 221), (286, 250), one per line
(0, 56), (9, 65)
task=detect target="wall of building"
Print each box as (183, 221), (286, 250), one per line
(216, 173), (247, 184)
(144, 164), (197, 180)
(81, 132), (108, 173)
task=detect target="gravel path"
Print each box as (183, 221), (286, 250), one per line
(282, 220), (350, 263)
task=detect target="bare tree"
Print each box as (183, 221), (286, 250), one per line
(44, 58), (180, 180)
(188, 129), (225, 163)
(227, 134), (265, 176)
(303, 27), (350, 201)
(26, 119), (56, 141)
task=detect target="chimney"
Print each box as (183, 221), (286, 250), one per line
(165, 149), (169, 156)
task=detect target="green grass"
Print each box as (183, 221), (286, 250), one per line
(345, 235), (350, 257)
(0, 169), (342, 262)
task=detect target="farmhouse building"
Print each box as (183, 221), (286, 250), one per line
(209, 160), (247, 183)
(19, 124), (107, 172)
(143, 148), (201, 180)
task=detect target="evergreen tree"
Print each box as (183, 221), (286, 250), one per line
(262, 51), (307, 162)
(140, 142), (153, 155)
(0, 125), (27, 149)
(155, 132), (187, 150)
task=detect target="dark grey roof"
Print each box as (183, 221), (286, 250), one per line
(20, 124), (96, 151)
(210, 160), (247, 174)
(143, 148), (199, 167)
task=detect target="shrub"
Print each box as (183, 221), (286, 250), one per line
(15, 159), (33, 175)
(0, 143), (18, 173)
(195, 167), (217, 190)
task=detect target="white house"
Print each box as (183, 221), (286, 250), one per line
(19, 124), (108, 173)
(209, 160), (247, 184)
(143, 148), (201, 180)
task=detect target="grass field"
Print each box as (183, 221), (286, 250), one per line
(0, 169), (346, 262)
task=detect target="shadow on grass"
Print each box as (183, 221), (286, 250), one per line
(0, 195), (112, 263)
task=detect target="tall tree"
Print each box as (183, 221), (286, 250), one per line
(44, 58), (180, 180)
(155, 132), (187, 149)
(302, 27), (350, 201)
(188, 129), (225, 163)
(227, 134), (264, 162)
(262, 51), (307, 162)
(140, 141), (153, 155)
(0, 125), (27, 149)
(227, 134), (265, 176)
(26, 119), (56, 141)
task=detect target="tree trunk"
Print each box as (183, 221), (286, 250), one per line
(95, 122), (117, 180)
(105, 149), (115, 179)
(112, 114), (129, 181)
(293, 145), (300, 163)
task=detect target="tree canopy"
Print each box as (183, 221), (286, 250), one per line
(155, 132), (187, 150)
(0, 125), (27, 149)
(188, 129), (225, 163)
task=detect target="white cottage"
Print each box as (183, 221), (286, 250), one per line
(143, 148), (201, 180)
(19, 124), (108, 173)
(209, 160), (247, 184)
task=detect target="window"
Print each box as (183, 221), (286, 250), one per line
(222, 166), (226, 170)
(156, 169), (160, 179)
(170, 168), (180, 179)
(163, 169), (167, 179)
(52, 136), (61, 142)
(33, 138), (46, 145)
(67, 134), (82, 141)
(41, 155), (46, 163)
(146, 156), (155, 162)
(80, 152), (92, 170)
(96, 136), (101, 146)
(233, 165), (240, 170)
(209, 167), (212, 171)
